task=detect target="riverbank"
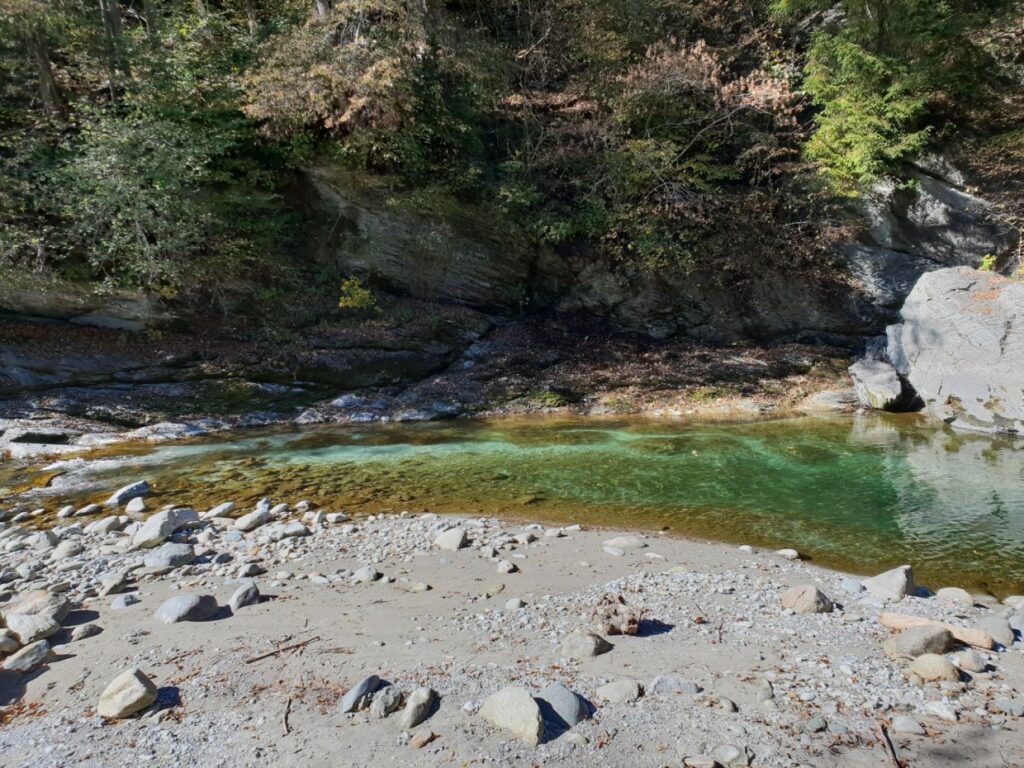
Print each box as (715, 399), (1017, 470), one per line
(1, 502), (1022, 767)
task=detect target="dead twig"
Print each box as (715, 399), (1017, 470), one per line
(879, 722), (902, 768)
(245, 636), (320, 665)
(283, 697), (292, 736)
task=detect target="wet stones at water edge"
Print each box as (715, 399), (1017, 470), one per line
(862, 565), (914, 601)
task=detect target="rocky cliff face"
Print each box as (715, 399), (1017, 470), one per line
(310, 158), (1015, 345)
(887, 267), (1024, 436)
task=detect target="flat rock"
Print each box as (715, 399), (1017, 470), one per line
(884, 626), (956, 659)
(558, 629), (612, 660)
(891, 715), (925, 735)
(152, 594), (218, 624)
(2, 639), (50, 672)
(143, 542), (195, 569)
(862, 565), (914, 601)
(97, 668), (158, 718)
(935, 587), (974, 605)
(235, 507), (272, 532)
(478, 685), (544, 745)
(433, 527), (467, 551)
(602, 536), (647, 550)
(595, 679), (642, 704)
(647, 675), (701, 697)
(5, 612), (60, 645)
(780, 584), (833, 614)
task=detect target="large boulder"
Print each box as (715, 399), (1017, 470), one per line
(888, 267), (1024, 435)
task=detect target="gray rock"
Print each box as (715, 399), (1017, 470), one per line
(478, 685), (544, 745)
(954, 649), (985, 673)
(433, 528), (467, 551)
(400, 686), (437, 730)
(602, 536), (647, 550)
(124, 497), (147, 515)
(976, 616), (1015, 647)
(97, 669), (158, 718)
(804, 716), (828, 733)
(229, 581), (260, 612)
(369, 685), (404, 718)
(888, 267), (1024, 435)
(647, 675), (702, 697)
(70, 624), (102, 642)
(49, 540), (83, 561)
(849, 358), (908, 411)
(935, 586), (974, 605)
(883, 626), (956, 659)
(910, 654), (960, 683)
(235, 507), (272, 532)
(1009, 608), (1024, 633)
(862, 565), (914, 601)
(5, 612), (60, 645)
(993, 698), (1024, 718)
(105, 480), (151, 508)
(0, 629), (18, 654)
(133, 508), (199, 548)
(595, 679), (642, 704)
(143, 542), (195, 570)
(840, 578), (865, 594)
(1, 639), (50, 672)
(152, 594), (218, 624)
(352, 565), (381, 584)
(558, 629), (612, 660)
(110, 593), (140, 610)
(536, 682), (591, 731)
(339, 675), (382, 713)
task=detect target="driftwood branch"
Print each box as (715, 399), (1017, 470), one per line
(245, 636), (320, 664)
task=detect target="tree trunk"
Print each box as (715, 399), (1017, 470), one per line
(98, 0), (131, 87)
(244, 0), (258, 39)
(29, 33), (66, 117)
(141, 0), (159, 39)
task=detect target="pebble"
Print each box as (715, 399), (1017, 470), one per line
(780, 584), (833, 614)
(891, 715), (925, 735)
(401, 687), (437, 730)
(433, 528), (467, 551)
(152, 594), (218, 624)
(558, 629), (612, 659)
(862, 565), (914, 601)
(229, 580), (260, 612)
(340, 675), (382, 713)
(596, 679), (642, 704)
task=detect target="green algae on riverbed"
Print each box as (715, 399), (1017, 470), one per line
(7, 413), (1024, 595)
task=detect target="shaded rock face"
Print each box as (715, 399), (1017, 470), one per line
(0, 281), (176, 332)
(888, 267), (1024, 436)
(309, 158), (1013, 344)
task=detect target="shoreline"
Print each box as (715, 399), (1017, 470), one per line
(1, 501), (1022, 767)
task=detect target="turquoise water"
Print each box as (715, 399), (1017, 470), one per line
(17, 413), (1024, 594)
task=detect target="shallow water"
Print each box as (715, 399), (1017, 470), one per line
(8, 413), (1024, 594)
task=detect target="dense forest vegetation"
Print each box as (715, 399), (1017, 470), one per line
(1, 0), (1021, 305)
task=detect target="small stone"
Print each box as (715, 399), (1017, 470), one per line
(595, 679), (642, 704)
(105, 481), (151, 508)
(410, 729), (437, 748)
(496, 559), (518, 574)
(891, 715), (925, 735)
(0, 629), (18, 654)
(862, 565), (914, 601)
(478, 685), (544, 745)
(97, 669), (158, 718)
(369, 686), (404, 718)
(352, 565), (381, 584)
(433, 528), (467, 551)
(70, 624), (102, 642)
(125, 497), (147, 515)
(110, 593), (140, 610)
(935, 587), (974, 605)
(235, 507), (272, 532)
(774, 548), (800, 560)
(50, 540), (83, 561)
(229, 581), (260, 612)
(505, 598), (526, 610)
(591, 593), (642, 636)
(401, 687), (437, 730)
(1, 639), (50, 672)
(602, 536), (647, 550)
(340, 675), (382, 713)
(993, 698), (1024, 718)
(910, 654), (960, 683)
(647, 675), (701, 697)
(804, 716), (827, 733)
(133, 508), (198, 548)
(884, 627), (955, 659)
(840, 578), (865, 594)
(152, 594), (218, 624)
(558, 629), (612, 660)
(780, 584), (833, 614)
(143, 542), (195, 570)
(954, 649), (985, 673)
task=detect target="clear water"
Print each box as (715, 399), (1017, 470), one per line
(9, 413), (1024, 594)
